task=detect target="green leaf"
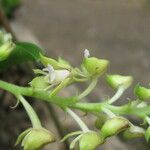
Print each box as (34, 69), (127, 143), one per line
(0, 42), (43, 72)
(1, 0), (21, 16)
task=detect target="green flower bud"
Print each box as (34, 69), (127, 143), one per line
(95, 114), (108, 129)
(101, 117), (130, 138)
(29, 76), (50, 90)
(134, 85), (150, 101)
(16, 128), (56, 150)
(79, 132), (105, 150)
(0, 41), (15, 61)
(106, 74), (133, 89)
(145, 127), (150, 142)
(123, 126), (145, 140)
(82, 57), (109, 77)
(40, 54), (71, 70)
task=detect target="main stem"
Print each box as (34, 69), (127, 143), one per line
(1, 80), (150, 118)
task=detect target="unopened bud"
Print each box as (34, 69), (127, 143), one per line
(82, 57), (109, 77)
(29, 76), (50, 90)
(134, 85), (150, 101)
(16, 128), (56, 150)
(123, 126), (145, 140)
(106, 74), (133, 89)
(101, 117), (130, 138)
(79, 132), (105, 150)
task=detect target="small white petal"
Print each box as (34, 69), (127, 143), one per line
(43, 65), (70, 84)
(84, 49), (90, 58)
(50, 71), (56, 82)
(47, 65), (56, 82)
(43, 64), (56, 82)
(55, 70), (70, 82)
(47, 64), (55, 73)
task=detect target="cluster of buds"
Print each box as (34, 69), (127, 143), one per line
(9, 47), (150, 149)
(134, 85), (150, 141)
(0, 30), (15, 61)
(1, 29), (150, 150)
(29, 49), (109, 97)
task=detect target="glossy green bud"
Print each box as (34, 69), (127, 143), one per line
(82, 57), (109, 76)
(29, 76), (50, 90)
(134, 85), (150, 101)
(101, 117), (130, 138)
(79, 132), (105, 150)
(40, 54), (71, 70)
(16, 128), (56, 150)
(0, 41), (15, 61)
(123, 126), (145, 140)
(95, 114), (108, 129)
(145, 127), (150, 142)
(106, 74), (133, 89)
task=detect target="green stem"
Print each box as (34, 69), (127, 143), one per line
(18, 95), (42, 128)
(77, 78), (98, 100)
(0, 80), (33, 96)
(69, 102), (106, 113)
(0, 80), (77, 106)
(66, 108), (89, 133)
(50, 78), (71, 97)
(1, 80), (150, 119)
(108, 86), (125, 104)
(102, 108), (116, 118)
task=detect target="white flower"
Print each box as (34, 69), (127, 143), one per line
(43, 64), (70, 84)
(84, 49), (90, 58)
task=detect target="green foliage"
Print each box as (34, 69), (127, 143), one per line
(1, 0), (21, 16)
(0, 42), (43, 71)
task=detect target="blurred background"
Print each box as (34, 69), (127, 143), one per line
(1, 0), (150, 149)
